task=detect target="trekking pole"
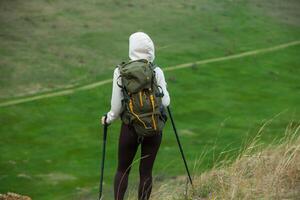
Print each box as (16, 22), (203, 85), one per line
(167, 106), (193, 186)
(99, 115), (108, 200)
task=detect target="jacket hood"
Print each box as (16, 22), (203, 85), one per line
(129, 32), (155, 62)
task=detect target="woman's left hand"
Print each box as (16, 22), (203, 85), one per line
(101, 116), (107, 125)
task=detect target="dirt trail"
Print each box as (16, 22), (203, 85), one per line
(0, 40), (299, 108)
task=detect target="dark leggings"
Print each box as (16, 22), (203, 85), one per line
(114, 123), (162, 200)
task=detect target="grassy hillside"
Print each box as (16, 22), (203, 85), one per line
(0, 0), (299, 99)
(0, 0), (300, 199)
(1, 45), (299, 199)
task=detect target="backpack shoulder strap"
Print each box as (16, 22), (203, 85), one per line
(115, 61), (125, 88)
(117, 61), (126, 70)
(115, 62), (131, 102)
(149, 63), (164, 97)
(150, 62), (157, 70)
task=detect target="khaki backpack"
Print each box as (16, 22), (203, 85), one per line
(118, 59), (167, 137)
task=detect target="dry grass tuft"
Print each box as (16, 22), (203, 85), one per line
(0, 193), (31, 200)
(136, 123), (300, 200)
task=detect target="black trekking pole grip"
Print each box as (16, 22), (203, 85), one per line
(99, 114), (108, 200)
(103, 115), (108, 140)
(167, 106), (193, 186)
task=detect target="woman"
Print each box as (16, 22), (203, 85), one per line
(101, 32), (170, 200)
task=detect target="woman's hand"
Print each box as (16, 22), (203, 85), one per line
(101, 115), (109, 126)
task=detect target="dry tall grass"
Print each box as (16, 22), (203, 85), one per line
(128, 123), (300, 200)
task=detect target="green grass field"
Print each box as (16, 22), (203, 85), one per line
(0, 0), (300, 199)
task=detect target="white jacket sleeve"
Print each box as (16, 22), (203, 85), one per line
(154, 67), (170, 107)
(106, 68), (123, 124)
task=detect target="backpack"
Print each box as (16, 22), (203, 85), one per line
(118, 59), (167, 137)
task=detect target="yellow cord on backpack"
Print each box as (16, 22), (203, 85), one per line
(129, 99), (148, 129)
(139, 92), (143, 107)
(150, 94), (157, 131)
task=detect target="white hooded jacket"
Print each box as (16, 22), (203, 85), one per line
(106, 32), (170, 124)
